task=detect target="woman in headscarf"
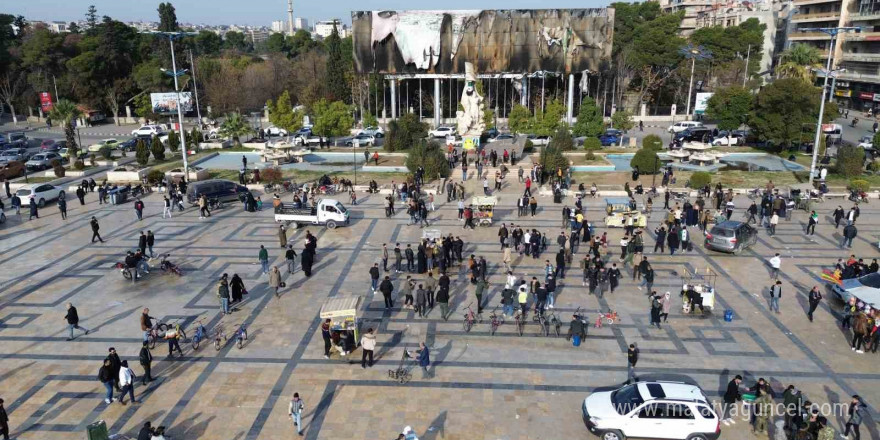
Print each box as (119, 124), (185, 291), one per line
(416, 241), (427, 274)
(659, 291), (672, 323)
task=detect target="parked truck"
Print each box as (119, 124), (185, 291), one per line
(274, 198), (350, 229)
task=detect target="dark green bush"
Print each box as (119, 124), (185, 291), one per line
(642, 134), (663, 151)
(548, 126), (574, 151)
(73, 160), (85, 170)
(150, 136), (166, 161)
(146, 169), (165, 185)
(835, 145), (865, 178)
(405, 141), (450, 180)
(99, 145), (113, 160)
(689, 171), (712, 188)
(849, 179), (870, 192)
(629, 149), (661, 174)
(135, 139), (151, 166)
(539, 146), (569, 177)
(51, 159), (65, 177)
(583, 137), (601, 151)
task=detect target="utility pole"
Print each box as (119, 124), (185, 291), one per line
(743, 44), (750, 87)
(188, 49), (203, 125)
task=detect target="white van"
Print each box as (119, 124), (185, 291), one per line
(667, 121), (703, 133)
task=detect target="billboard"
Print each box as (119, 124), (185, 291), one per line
(150, 92), (194, 115)
(39, 92), (53, 112)
(694, 92), (713, 115)
(351, 9), (614, 75)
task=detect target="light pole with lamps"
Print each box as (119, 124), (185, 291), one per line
(153, 31), (196, 174)
(799, 26), (860, 184)
(679, 44), (713, 119)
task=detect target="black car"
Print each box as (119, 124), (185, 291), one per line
(704, 220), (758, 254)
(186, 179), (250, 205)
(674, 127), (713, 143)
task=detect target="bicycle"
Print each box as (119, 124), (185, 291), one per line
(213, 325), (227, 351)
(164, 319), (188, 343)
(462, 302), (481, 333)
(547, 310), (561, 337)
(513, 310), (525, 336)
(232, 323), (248, 349)
(488, 307), (504, 336)
(594, 310), (620, 328)
(533, 307), (548, 336)
(191, 319), (208, 350)
(146, 321), (167, 349)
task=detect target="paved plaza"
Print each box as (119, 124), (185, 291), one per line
(0, 177), (878, 440)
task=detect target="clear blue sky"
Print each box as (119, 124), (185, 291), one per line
(6, 0), (609, 27)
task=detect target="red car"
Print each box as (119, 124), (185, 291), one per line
(40, 139), (59, 151)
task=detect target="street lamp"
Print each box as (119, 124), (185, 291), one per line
(799, 26), (860, 184)
(679, 44), (713, 119)
(152, 31), (197, 174)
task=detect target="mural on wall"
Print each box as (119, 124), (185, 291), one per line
(351, 9), (614, 75)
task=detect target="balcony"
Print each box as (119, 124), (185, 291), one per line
(794, 0), (842, 5)
(791, 11), (842, 22)
(788, 31), (833, 40)
(851, 10), (880, 20)
(836, 71), (880, 84)
(846, 31), (880, 41)
(842, 52), (880, 63)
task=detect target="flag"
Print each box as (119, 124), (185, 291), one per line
(820, 269), (842, 286)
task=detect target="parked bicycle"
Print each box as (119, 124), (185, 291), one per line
(488, 307), (504, 336)
(462, 302), (481, 333)
(594, 310), (620, 328)
(213, 325), (227, 351)
(546, 310), (562, 337)
(513, 310), (525, 337)
(533, 308), (548, 336)
(191, 319), (208, 350)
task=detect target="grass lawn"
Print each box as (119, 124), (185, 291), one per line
(206, 169), (412, 186)
(18, 176), (57, 183)
(567, 154), (612, 166)
(363, 156), (407, 167)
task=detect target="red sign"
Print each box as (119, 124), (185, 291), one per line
(39, 92), (53, 112)
(859, 92), (874, 100)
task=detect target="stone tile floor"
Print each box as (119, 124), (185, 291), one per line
(0, 182), (877, 440)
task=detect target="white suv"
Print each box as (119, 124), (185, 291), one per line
(583, 381), (720, 440)
(131, 125), (166, 137)
(667, 121), (703, 133)
(429, 126), (455, 138)
(15, 184), (66, 208)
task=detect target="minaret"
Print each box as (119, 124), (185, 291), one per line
(287, 0), (294, 36)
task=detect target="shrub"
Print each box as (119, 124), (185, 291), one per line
(585, 151), (596, 161)
(51, 159), (65, 177)
(89, 154), (97, 167)
(261, 167), (284, 185)
(689, 171), (712, 188)
(146, 169), (165, 185)
(405, 141), (450, 180)
(867, 159), (880, 173)
(629, 149), (661, 174)
(583, 137), (601, 151)
(835, 145), (865, 178)
(539, 146), (569, 178)
(523, 139), (534, 152)
(548, 126), (574, 151)
(99, 145), (113, 160)
(167, 130), (180, 152)
(135, 139), (151, 166)
(849, 179), (870, 192)
(385, 113), (428, 152)
(150, 136), (166, 161)
(190, 128), (203, 146)
(73, 160), (85, 171)
(642, 134), (663, 151)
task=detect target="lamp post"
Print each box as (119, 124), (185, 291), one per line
(153, 31), (196, 174)
(800, 26), (860, 184)
(679, 44), (713, 119)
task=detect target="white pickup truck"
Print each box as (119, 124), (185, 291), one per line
(274, 198), (350, 229)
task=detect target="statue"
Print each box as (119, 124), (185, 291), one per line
(456, 62), (486, 138)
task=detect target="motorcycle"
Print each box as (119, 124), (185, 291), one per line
(114, 262), (136, 280)
(849, 190), (869, 204)
(208, 197), (224, 210)
(851, 118), (859, 127)
(746, 188), (763, 200)
(155, 254), (183, 276)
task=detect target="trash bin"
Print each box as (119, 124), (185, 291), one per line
(108, 188), (128, 205)
(86, 420), (109, 440)
(724, 309), (734, 322)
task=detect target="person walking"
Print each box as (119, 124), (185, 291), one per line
(146, 231), (155, 257)
(843, 395), (866, 440)
(627, 343), (639, 383)
(833, 206), (845, 229)
(768, 253), (781, 280)
(769, 212), (779, 235)
(394, 243), (403, 273)
(379, 275), (394, 309)
(269, 266), (282, 297)
(753, 391), (773, 435)
(806, 211), (818, 235)
(162, 196), (172, 218)
(415, 284), (427, 318)
(64, 302), (90, 341)
(285, 245), (298, 274)
(416, 341), (430, 378)
(382, 243), (389, 272)
(98, 359), (115, 404)
(76, 186), (86, 205)
(842, 223), (858, 248)
(851, 312), (869, 353)
(769, 281), (782, 314)
(88, 216), (104, 243)
(278, 225), (288, 248)
(474, 278), (488, 314)
(369, 263), (380, 292)
(807, 285), (822, 322)
(258, 245), (269, 274)
(360, 328), (376, 368)
(58, 196), (68, 220)
(117, 360), (136, 405)
(133, 198), (145, 221)
(722, 375), (743, 425)
(139, 341), (153, 385)
(288, 393), (305, 436)
(28, 197), (38, 220)
(138, 231), (147, 255)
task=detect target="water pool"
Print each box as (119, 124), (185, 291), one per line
(196, 152), (406, 173)
(603, 153), (805, 172)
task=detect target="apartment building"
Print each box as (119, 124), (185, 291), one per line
(659, 0), (719, 35)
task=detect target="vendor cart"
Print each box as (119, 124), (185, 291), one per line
(604, 197), (647, 228)
(422, 228), (443, 241)
(786, 183), (821, 211)
(680, 267), (718, 314)
(471, 196), (497, 226)
(319, 296), (364, 344)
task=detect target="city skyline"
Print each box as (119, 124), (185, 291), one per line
(5, 0), (608, 27)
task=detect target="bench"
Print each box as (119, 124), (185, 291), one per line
(824, 193), (847, 200)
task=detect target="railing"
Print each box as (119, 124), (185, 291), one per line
(845, 31), (880, 41)
(789, 31), (831, 39)
(842, 52), (880, 62)
(791, 11), (842, 21)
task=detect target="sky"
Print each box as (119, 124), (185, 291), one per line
(6, 0), (609, 27)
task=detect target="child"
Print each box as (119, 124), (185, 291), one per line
(256, 197), (263, 211)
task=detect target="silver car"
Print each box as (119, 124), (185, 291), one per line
(0, 148), (30, 163)
(704, 221), (757, 254)
(26, 152), (63, 170)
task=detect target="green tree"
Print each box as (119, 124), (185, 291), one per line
(483, 108), (495, 130)
(630, 148), (661, 174)
(508, 104), (530, 134)
(363, 112), (378, 128)
(291, 29), (317, 57)
(133, 94), (160, 122)
(151, 136), (166, 161)
(777, 44), (822, 82)
(166, 130), (180, 152)
(539, 146), (569, 178)
(835, 145), (865, 178)
(48, 99), (81, 159)
(223, 31), (249, 52)
(324, 24), (350, 103)
(611, 110), (634, 146)
(572, 97), (604, 137)
(386, 113), (428, 152)
(872, 131), (880, 150)
(157, 2), (179, 32)
(705, 86), (753, 145)
(68, 22), (81, 34)
(194, 30), (222, 55)
(219, 112), (253, 146)
(548, 126), (575, 151)
(135, 139), (150, 166)
(750, 78), (821, 152)
(533, 99), (565, 136)
(85, 5), (98, 32)
(642, 134), (663, 150)
(264, 33), (291, 54)
(312, 99), (354, 142)
(0, 14), (15, 72)
(405, 141), (450, 180)
(66, 17), (140, 108)
(266, 90), (304, 134)
(583, 137), (602, 151)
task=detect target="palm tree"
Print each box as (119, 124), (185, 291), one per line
(48, 99), (82, 160)
(776, 44), (823, 82)
(218, 112), (253, 147)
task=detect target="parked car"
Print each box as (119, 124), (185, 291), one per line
(704, 220), (757, 254)
(345, 133), (375, 146)
(294, 134), (329, 146)
(429, 126), (456, 138)
(185, 179), (250, 205)
(484, 127), (499, 138)
(15, 183), (65, 207)
(119, 137), (140, 152)
(265, 126), (288, 137)
(667, 121), (703, 133)
(529, 135), (552, 146)
(358, 126), (385, 138)
(830, 272), (880, 310)
(0, 161), (25, 180)
(59, 147), (87, 161)
(26, 152), (63, 170)
(0, 148), (30, 163)
(6, 132), (28, 148)
(599, 129), (622, 147)
(710, 133), (744, 146)
(583, 381), (720, 440)
(674, 127), (713, 143)
(488, 133), (514, 143)
(87, 139), (121, 153)
(40, 139), (59, 151)
(131, 124), (166, 137)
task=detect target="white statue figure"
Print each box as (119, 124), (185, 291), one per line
(456, 62), (486, 137)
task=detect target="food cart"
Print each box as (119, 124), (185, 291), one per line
(319, 296), (363, 345)
(604, 197), (647, 228)
(680, 267), (717, 315)
(422, 228), (443, 241)
(471, 196), (497, 226)
(787, 183), (820, 211)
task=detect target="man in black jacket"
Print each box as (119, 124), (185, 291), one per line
(555, 249), (566, 279)
(405, 244), (415, 272)
(379, 276), (394, 309)
(90, 216), (104, 243)
(369, 263), (380, 293)
(139, 341), (153, 385)
(137, 422), (154, 440)
(64, 302), (90, 341)
(722, 375), (743, 424)
(0, 397), (9, 440)
(627, 344), (639, 383)
(106, 347), (122, 391)
(437, 272), (451, 320)
(138, 231), (147, 255)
